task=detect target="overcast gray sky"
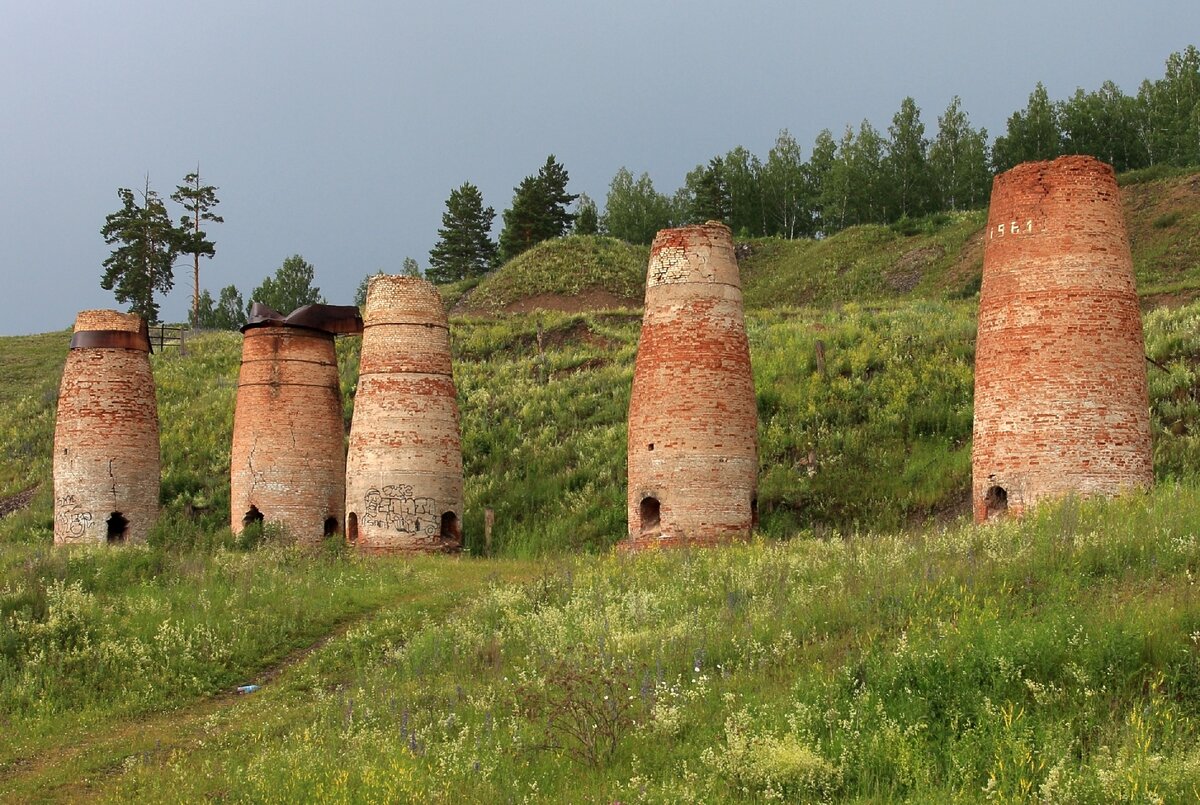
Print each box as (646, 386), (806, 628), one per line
(1, 1), (1196, 335)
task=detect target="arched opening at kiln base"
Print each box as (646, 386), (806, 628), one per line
(639, 496), (661, 533)
(243, 506), (264, 528)
(440, 511), (460, 542)
(323, 516), (338, 537)
(984, 486), (1008, 519)
(346, 513), (358, 544)
(106, 512), (128, 543)
(751, 496), (759, 528)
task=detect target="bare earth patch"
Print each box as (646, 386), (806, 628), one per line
(886, 245), (945, 292)
(0, 486), (37, 518)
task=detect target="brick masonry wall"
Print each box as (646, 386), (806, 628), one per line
(972, 155), (1153, 522)
(345, 275), (463, 554)
(230, 324), (346, 541)
(625, 222), (758, 550)
(53, 310), (160, 545)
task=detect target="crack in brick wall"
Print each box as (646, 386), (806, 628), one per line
(230, 324), (346, 541)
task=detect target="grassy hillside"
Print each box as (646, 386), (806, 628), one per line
(462, 235), (647, 313)
(458, 171), (1200, 315)
(4, 297), (1200, 556)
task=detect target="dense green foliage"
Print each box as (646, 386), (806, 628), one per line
(171, 170), (223, 325)
(498, 155), (578, 262)
(574, 45), (1198, 249)
(248, 254), (324, 314)
(427, 183), (498, 283)
(100, 179), (181, 324)
(602, 168), (676, 244)
(572, 193), (600, 236)
(193, 284), (245, 330)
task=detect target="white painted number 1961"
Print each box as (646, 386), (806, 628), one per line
(990, 219), (1035, 240)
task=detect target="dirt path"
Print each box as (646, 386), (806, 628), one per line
(0, 562), (535, 803)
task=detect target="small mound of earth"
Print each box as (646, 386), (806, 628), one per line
(540, 320), (615, 351)
(886, 245), (945, 292)
(945, 229), (985, 289)
(503, 290), (640, 314)
(0, 486), (37, 518)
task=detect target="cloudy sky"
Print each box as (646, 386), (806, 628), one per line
(2, 1), (1196, 335)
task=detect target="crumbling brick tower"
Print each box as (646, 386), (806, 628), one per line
(345, 276), (464, 553)
(53, 310), (160, 545)
(972, 155), (1153, 522)
(230, 305), (361, 542)
(625, 222), (758, 549)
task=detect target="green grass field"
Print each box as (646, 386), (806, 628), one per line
(2, 171), (1200, 801)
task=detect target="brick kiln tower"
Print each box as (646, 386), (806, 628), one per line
(345, 275), (463, 553)
(972, 155), (1153, 522)
(53, 310), (160, 545)
(230, 304), (362, 542)
(625, 222), (758, 550)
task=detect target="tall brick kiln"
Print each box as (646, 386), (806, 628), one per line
(625, 222), (758, 549)
(53, 310), (160, 545)
(345, 275), (464, 553)
(972, 155), (1153, 522)
(230, 304), (362, 541)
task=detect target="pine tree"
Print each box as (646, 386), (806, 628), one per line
(171, 168), (222, 325)
(498, 155), (579, 262)
(427, 183), (497, 283)
(687, 158), (731, 224)
(100, 176), (181, 324)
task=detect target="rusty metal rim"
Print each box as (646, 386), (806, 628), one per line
(69, 329), (152, 353)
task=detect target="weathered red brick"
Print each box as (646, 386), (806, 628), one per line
(625, 222), (758, 550)
(345, 276), (463, 554)
(53, 310), (160, 545)
(972, 155), (1153, 522)
(230, 322), (346, 541)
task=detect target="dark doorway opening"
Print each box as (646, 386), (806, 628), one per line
(243, 506), (264, 528)
(639, 496), (661, 533)
(751, 496), (759, 528)
(106, 512), (128, 543)
(441, 511), (460, 542)
(323, 516), (338, 537)
(984, 486), (1008, 519)
(347, 513), (358, 544)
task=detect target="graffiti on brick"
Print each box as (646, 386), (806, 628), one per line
(363, 485), (438, 535)
(55, 494), (93, 538)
